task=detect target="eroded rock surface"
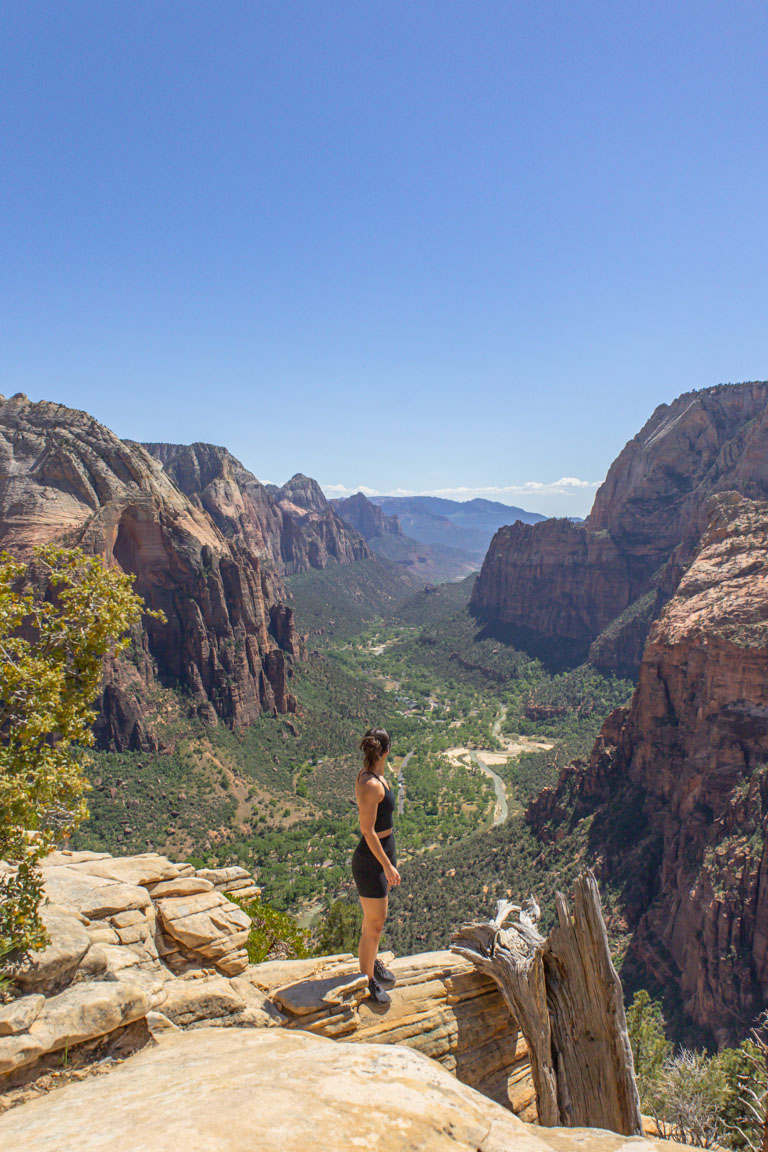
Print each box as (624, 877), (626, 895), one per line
(143, 444), (371, 575)
(0, 1026), (693, 1152)
(528, 494), (768, 1042)
(265, 949), (536, 1118)
(0, 850), (263, 1087)
(1, 849), (537, 1124)
(0, 394), (302, 743)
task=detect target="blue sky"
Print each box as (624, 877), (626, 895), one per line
(2, 3), (767, 518)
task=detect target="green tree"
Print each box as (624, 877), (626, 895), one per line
(0, 545), (156, 959)
(314, 898), (363, 955)
(626, 989), (672, 1102)
(229, 894), (309, 963)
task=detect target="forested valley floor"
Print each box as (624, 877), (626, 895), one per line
(77, 562), (634, 955)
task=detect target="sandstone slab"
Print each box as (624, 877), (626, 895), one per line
(155, 891), (251, 975)
(145, 1011), (179, 1037)
(195, 866), (252, 887)
(269, 950), (536, 1118)
(247, 952), (360, 993)
(50, 853), (181, 887)
(42, 851), (111, 867)
(273, 972), (367, 1016)
(42, 868), (151, 920)
(0, 1026), (697, 1152)
(145, 876), (214, 898)
(160, 976), (245, 1027)
(0, 1026), (547, 1152)
(0, 979), (160, 1076)
(0, 996), (45, 1037)
(10, 907), (91, 992)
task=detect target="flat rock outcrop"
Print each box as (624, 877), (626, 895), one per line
(256, 949), (536, 1118)
(0, 1025), (693, 1152)
(472, 381), (768, 672)
(528, 494), (768, 1043)
(0, 395), (301, 745)
(143, 445), (370, 574)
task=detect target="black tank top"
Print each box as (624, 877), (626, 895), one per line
(360, 772), (395, 832)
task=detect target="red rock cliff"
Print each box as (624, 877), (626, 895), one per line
(529, 493), (768, 1043)
(142, 446), (371, 575)
(0, 395), (301, 748)
(472, 381), (768, 671)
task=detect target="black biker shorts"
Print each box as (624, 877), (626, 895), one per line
(352, 833), (396, 899)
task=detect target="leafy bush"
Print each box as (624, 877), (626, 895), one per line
(228, 894), (309, 963)
(313, 898), (363, 955)
(627, 991), (768, 1150)
(646, 1049), (728, 1148)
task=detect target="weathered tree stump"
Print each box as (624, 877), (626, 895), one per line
(451, 871), (642, 1135)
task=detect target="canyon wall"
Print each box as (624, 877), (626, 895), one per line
(528, 493), (768, 1043)
(0, 395), (301, 747)
(143, 445), (371, 574)
(472, 381), (768, 671)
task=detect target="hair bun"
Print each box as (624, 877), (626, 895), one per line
(360, 727), (391, 770)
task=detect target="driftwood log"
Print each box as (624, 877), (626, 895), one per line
(451, 871), (642, 1135)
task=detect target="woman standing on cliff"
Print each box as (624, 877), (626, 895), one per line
(352, 727), (400, 1005)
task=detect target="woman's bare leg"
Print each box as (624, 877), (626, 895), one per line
(358, 894), (388, 978)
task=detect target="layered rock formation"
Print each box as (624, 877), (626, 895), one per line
(267, 473), (372, 569)
(0, 849), (534, 1124)
(143, 446), (371, 575)
(0, 395), (301, 745)
(473, 381), (768, 671)
(528, 494), (768, 1043)
(258, 950), (535, 1118)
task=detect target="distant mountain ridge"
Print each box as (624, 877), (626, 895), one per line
(369, 495), (546, 557)
(330, 491), (489, 583)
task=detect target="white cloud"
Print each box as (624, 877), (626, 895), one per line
(322, 483), (382, 499)
(321, 478), (599, 503)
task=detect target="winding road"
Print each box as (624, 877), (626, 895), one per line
(397, 750), (414, 815)
(468, 750), (509, 826)
(399, 707), (519, 828)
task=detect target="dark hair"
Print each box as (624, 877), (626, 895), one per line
(360, 727), (391, 771)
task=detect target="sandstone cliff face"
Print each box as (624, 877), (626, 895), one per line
(472, 381), (768, 672)
(529, 494), (768, 1043)
(471, 518), (634, 663)
(143, 448), (371, 575)
(0, 396), (300, 745)
(268, 473), (372, 571)
(141, 441), (286, 566)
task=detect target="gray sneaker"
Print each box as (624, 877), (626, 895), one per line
(373, 958), (395, 986)
(367, 977), (391, 1005)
